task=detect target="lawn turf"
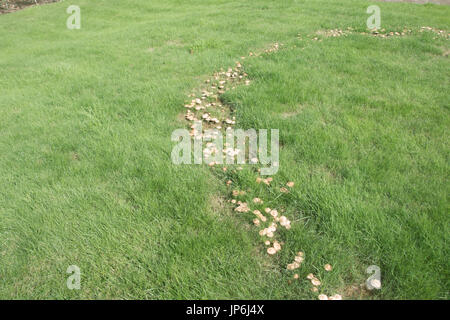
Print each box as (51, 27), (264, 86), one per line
(0, 0), (448, 299)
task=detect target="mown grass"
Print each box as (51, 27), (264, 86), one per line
(0, 0), (448, 299)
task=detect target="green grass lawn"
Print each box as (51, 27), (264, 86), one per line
(0, 0), (448, 299)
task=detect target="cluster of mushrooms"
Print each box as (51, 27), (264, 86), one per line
(180, 41), (362, 300)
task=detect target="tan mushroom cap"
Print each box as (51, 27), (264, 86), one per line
(273, 242), (281, 251)
(371, 279), (381, 289)
(253, 197), (263, 204)
(311, 278), (321, 286)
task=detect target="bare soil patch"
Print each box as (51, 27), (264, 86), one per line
(0, 0), (59, 15)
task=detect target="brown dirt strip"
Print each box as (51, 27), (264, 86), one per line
(0, 0), (59, 15)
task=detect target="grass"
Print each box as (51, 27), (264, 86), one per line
(0, 0), (448, 299)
